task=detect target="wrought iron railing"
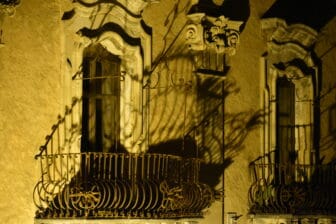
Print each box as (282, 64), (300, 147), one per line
(32, 22), (230, 217)
(33, 97), (217, 219)
(34, 152), (215, 218)
(249, 162), (336, 215)
(35, 97), (81, 159)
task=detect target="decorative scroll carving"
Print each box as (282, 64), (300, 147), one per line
(33, 153), (217, 219)
(261, 18), (318, 77)
(186, 14), (243, 55)
(262, 18), (317, 48)
(248, 162), (336, 215)
(61, 0), (154, 153)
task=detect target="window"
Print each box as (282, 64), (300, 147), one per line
(276, 77), (296, 183)
(81, 44), (121, 152)
(273, 75), (315, 183)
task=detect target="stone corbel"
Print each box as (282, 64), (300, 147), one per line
(185, 13), (206, 51)
(0, 0), (20, 46)
(186, 14), (243, 55)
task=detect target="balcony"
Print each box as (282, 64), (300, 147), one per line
(249, 162), (336, 215)
(34, 152), (216, 219)
(32, 97), (217, 220)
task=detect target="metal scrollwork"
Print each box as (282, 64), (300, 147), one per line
(249, 162), (336, 215)
(69, 181), (102, 211)
(34, 153), (216, 219)
(160, 180), (183, 211)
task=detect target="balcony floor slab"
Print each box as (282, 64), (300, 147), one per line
(35, 219), (200, 224)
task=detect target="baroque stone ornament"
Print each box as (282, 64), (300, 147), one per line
(186, 13), (243, 55)
(33, 152), (217, 219)
(261, 18), (318, 78)
(62, 0), (157, 153)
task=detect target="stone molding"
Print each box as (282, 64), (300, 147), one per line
(258, 17), (318, 182)
(261, 18), (318, 78)
(261, 18), (317, 48)
(62, 0), (154, 153)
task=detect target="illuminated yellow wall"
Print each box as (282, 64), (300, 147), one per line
(0, 0), (335, 223)
(0, 0), (62, 222)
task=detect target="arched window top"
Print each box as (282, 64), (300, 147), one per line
(83, 43), (121, 62)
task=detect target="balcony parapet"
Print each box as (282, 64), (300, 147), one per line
(248, 162), (336, 215)
(34, 152), (217, 219)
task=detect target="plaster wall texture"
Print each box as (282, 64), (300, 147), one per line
(143, 1), (275, 222)
(0, 0), (335, 224)
(0, 0), (62, 223)
(217, 1), (274, 223)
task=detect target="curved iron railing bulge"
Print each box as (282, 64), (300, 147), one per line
(248, 162), (336, 215)
(34, 152), (216, 218)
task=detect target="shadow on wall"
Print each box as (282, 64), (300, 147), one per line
(148, 76), (266, 189)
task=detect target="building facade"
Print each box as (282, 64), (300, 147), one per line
(0, 0), (335, 223)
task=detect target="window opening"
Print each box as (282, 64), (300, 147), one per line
(276, 76), (296, 184)
(81, 44), (121, 153)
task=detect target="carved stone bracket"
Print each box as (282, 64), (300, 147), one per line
(186, 13), (243, 56)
